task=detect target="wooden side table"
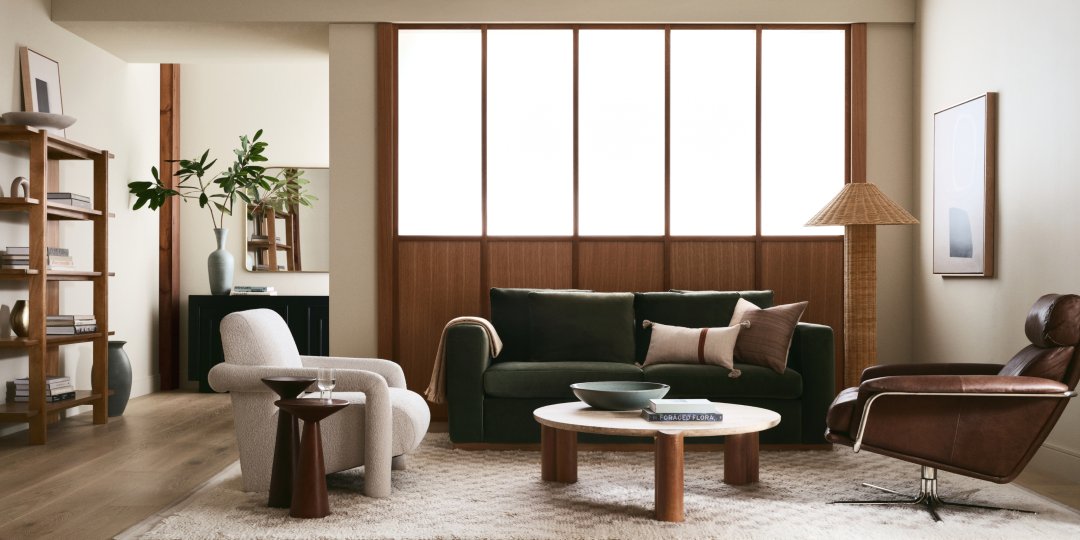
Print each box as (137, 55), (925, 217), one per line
(262, 377), (316, 508)
(275, 398), (350, 519)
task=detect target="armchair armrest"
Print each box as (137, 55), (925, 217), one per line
(861, 375), (1070, 395)
(207, 364), (389, 395)
(301, 356), (407, 389)
(860, 362), (1003, 383)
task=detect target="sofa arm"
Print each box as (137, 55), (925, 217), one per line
(445, 324), (493, 443)
(301, 356), (407, 389)
(860, 362), (1003, 383)
(789, 322), (835, 444)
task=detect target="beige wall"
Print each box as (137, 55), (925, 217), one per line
(177, 61), (330, 385)
(0, 0), (159, 434)
(915, 0), (1080, 481)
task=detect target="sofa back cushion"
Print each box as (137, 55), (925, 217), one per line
(490, 288), (539, 362)
(528, 291), (636, 363)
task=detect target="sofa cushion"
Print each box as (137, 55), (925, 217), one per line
(642, 363), (802, 399)
(730, 299), (808, 374)
(634, 292), (741, 362)
(738, 290), (774, 309)
(641, 320), (743, 369)
(528, 291), (636, 363)
(484, 361), (643, 399)
(490, 288), (588, 363)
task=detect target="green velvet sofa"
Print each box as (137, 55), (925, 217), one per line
(445, 288), (834, 445)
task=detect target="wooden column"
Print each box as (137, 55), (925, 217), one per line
(159, 64), (181, 390)
(655, 431), (684, 522)
(844, 23), (870, 389)
(92, 150), (110, 423)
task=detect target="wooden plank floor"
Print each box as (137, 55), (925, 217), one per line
(0, 391), (236, 539)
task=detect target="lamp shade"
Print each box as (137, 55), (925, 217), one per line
(805, 182), (918, 226)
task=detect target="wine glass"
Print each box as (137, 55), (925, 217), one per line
(317, 367), (336, 400)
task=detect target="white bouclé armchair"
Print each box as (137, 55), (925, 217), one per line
(207, 309), (429, 497)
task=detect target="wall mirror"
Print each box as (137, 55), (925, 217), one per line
(244, 166), (329, 272)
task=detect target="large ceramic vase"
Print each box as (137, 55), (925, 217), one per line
(208, 228), (234, 295)
(10, 300), (28, 337)
(107, 340), (132, 417)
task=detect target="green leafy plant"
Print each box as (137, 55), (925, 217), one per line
(128, 130), (311, 228)
(245, 167), (317, 218)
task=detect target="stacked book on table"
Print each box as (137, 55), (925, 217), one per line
(10, 376), (76, 403)
(231, 285), (278, 296)
(640, 399), (723, 422)
(48, 192), (93, 209)
(1, 247), (73, 270)
(47, 314), (97, 335)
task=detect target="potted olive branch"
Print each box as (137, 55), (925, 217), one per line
(128, 130), (312, 294)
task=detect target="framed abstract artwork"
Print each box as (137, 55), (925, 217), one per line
(19, 47), (65, 116)
(933, 92), (996, 277)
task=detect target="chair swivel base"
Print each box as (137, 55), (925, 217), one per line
(829, 466), (1036, 522)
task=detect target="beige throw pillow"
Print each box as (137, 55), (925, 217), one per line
(729, 298), (807, 374)
(641, 320), (745, 374)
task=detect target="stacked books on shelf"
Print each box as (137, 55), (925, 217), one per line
(231, 285), (278, 296)
(640, 399), (723, 422)
(249, 234), (282, 243)
(47, 314), (97, 335)
(10, 376), (76, 403)
(48, 192), (92, 209)
(1, 247), (72, 270)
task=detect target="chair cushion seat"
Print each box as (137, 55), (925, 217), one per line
(642, 363), (802, 399)
(825, 386), (859, 436)
(321, 388), (430, 462)
(484, 361), (643, 399)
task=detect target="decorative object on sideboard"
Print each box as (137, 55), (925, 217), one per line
(128, 130), (310, 295)
(933, 92), (997, 277)
(9, 300), (28, 337)
(9, 176), (28, 198)
(19, 47), (67, 135)
(107, 340), (132, 416)
(1, 111), (77, 132)
(806, 182), (918, 388)
(208, 228), (235, 296)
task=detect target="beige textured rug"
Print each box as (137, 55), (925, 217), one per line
(120, 434), (1080, 539)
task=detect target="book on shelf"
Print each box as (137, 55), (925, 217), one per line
(3, 247), (70, 256)
(47, 192), (93, 209)
(46, 325), (98, 335)
(640, 409), (723, 422)
(13, 391), (77, 403)
(15, 384), (75, 397)
(48, 315), (96, 321)
(47, 192), (91, 202)
(14, 375), (71, 388)
(48, 319), (97, 327)
(646, 399), (718, 414)
(233, 286), (275, 292)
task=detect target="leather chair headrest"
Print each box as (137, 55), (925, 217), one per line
(1026, 294), (1080, 347)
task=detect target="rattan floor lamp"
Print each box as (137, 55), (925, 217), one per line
(806, 183), (918, 388)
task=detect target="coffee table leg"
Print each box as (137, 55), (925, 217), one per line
(655, 431), (685, 522)
(540, 425), (577, 483)
(724, 432), (760, 485)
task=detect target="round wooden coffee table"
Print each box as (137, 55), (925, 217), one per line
(533, 401), (780, 522)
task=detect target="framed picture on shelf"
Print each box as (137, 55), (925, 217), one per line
(19, 46), (66, 134)
(933, 92), (997, 277)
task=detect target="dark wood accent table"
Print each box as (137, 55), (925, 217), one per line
(534, 401), (780, 522)
(275, 398), (349, 519)
(262, 376), (316, 508)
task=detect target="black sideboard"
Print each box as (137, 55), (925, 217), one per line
(189, 295), (329, 392)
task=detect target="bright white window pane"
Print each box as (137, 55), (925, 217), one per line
(397, 30), (482, 235)
(487, 30), (574, 236)
(578, 30), (665, 236)
(761, 30), (845, 236)
(670, 30), (757, 236)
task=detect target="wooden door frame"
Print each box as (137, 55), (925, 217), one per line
(159, 64), (181, 390)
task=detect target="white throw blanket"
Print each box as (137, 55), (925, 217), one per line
(424, 316), (503, 404)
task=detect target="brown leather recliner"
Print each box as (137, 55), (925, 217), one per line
(825, 293), (1080, 521)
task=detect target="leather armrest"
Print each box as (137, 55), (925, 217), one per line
(859, 362), (1003, 383)
(860, 375), (1069, 395)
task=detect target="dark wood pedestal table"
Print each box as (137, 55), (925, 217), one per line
(262, 377), (316, 508)
(275, 398), (350, 519)
(534, 401), (780, 522)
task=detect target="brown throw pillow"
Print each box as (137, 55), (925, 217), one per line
(729, 298), (807, 373)
(641, 320), (745, 372)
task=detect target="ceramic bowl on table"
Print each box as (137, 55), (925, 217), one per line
(570, 381), (670, 411)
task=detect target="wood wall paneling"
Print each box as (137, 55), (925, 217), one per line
(760, 240), (844, 378)
(396, 241), (482, 417)
(577, 241), (665, 292)
(669, 241), (756, 291)
(487, 241), (573, 289)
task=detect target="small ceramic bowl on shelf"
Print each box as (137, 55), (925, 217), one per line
(2, 111), (77, 131)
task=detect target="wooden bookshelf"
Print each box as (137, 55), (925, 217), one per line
(0, 125), (112, 445)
